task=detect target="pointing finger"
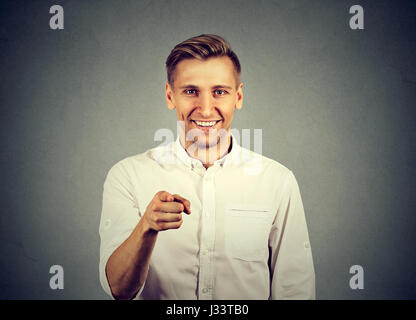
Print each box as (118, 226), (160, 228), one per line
(157, 191), (174, 202)
(171, 194), (191, 214)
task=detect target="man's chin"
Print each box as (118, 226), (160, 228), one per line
(184, 128), (230, 150)
(193, 136), (219, 149)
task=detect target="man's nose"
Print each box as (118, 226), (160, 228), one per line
(197, 92), (214, 116)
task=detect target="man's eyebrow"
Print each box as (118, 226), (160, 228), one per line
(212, 85), (233, 90)
(178, 84), (199, 89)
(178, 84), (233, 89)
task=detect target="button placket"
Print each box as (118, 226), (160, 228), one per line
(198, 170), (217, 299)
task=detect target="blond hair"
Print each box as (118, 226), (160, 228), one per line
(165, 34), (241, 87)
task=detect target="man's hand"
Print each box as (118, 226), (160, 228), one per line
(105, 190), (191, 299)
(142, 191), (191, 232)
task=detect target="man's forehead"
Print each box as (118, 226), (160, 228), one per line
(174, 56), (237, 87)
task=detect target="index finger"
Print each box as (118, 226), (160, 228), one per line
(171, 194), (191, 214)
(157, 191), (174, 202)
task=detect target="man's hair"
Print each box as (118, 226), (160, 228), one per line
(165, 34), (241, 87)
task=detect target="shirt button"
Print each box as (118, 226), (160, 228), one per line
(304, 242), (310, 249)
(104, 219), (111, 230)
(201, 250), (208, 256)
(202, 288), (209, 293)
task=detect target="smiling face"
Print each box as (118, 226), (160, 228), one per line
(166, 56), (243, 154)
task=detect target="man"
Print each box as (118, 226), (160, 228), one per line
(99, 34), (315, 300)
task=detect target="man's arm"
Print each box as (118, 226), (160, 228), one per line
(105, 214), (157, 300)
(99, 162), (191, 300)
(105, 191), (191, 300)
(268, 171), (315, 299)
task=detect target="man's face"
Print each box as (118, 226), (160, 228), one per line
(166, 56), (243, 151)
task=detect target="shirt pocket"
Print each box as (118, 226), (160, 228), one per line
(225, 204), (273, 262)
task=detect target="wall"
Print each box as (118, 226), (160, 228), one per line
(0, 0), (415, 299)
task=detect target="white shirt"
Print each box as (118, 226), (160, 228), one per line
(99, 134), (315, 300)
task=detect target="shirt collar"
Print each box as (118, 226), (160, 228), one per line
(173, 133), (241, 169)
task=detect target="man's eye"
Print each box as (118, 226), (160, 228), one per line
(214, 89), (227, 95)
(184, 89), (197, 95)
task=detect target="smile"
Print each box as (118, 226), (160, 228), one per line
(191, 120), (221, 128)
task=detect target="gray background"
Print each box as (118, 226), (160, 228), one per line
(0, 0), (415, 299)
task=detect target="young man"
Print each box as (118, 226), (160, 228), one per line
(99, 34), (315, 300)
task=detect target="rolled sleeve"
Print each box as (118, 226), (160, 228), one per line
(98, 160), (144, 299)
(269, 171), (316, 300)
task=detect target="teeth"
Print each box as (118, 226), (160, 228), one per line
(194, 120), (217, 127)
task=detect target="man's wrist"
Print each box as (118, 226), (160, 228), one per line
(137, 218), (158, 238)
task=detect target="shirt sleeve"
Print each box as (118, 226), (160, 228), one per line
(268, 170), (316, 299)
(98, 160), (144, 299)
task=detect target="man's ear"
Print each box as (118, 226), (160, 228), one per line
(235, 82), (243, 110)
(166, 82), (176, 110)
